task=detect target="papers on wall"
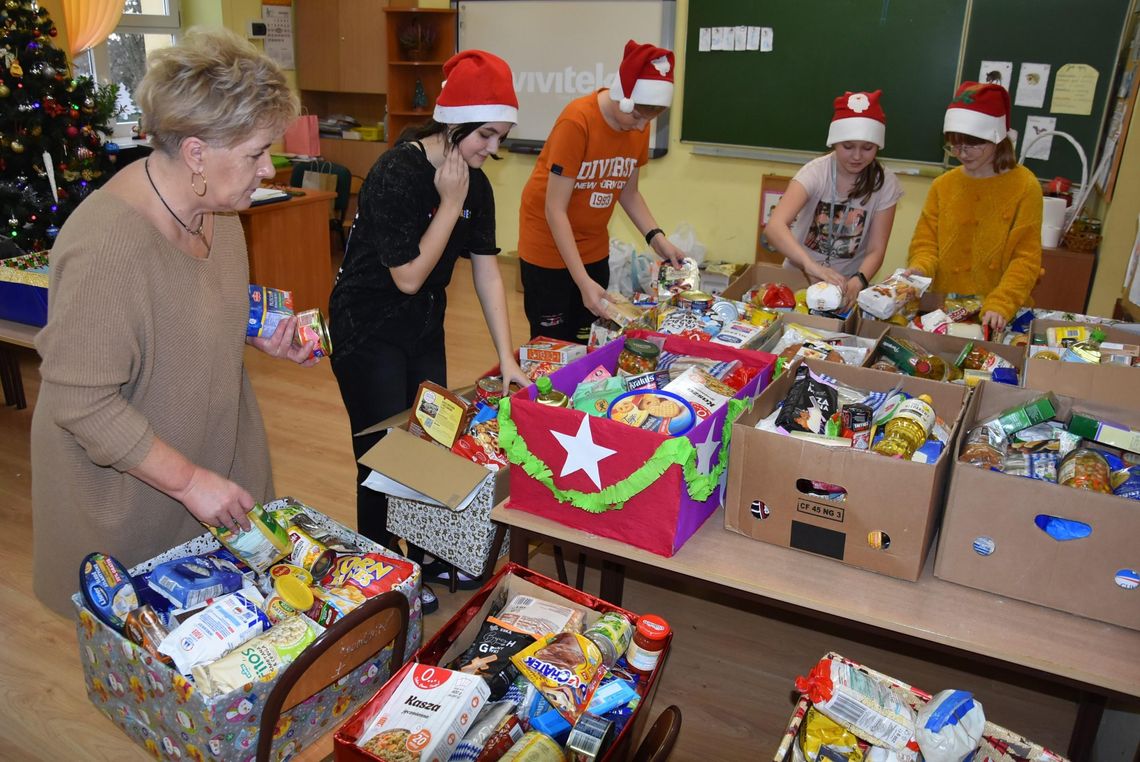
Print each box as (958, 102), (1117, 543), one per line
(1015, 63), (1051, 108)
(979, 60), (1013, 90)
(698, 26), (772, 53)
(262, 6), (294, 70)
(1051, 63), (1099, 115)
(1023, 115), (1058, 160)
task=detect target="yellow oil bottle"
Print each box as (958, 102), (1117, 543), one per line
(872, 394), (936, 459)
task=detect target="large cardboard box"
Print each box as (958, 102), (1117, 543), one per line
(725, 358), (969, 581)
(358, 421), (509, 577)
(774, 652), (1068, 762)
(0, 252), (48, 327)
(73, 498), (423, 762)
(1022, 318), (1140, 410)
(935, 382), (1140, 630)
(859, 323), (1026, 379)
(334, 563), (670, 762)
(503, 333), (776, 556)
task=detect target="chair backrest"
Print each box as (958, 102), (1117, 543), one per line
(630, 705), (682, 762)
(255, 590), (409, 762)
(289, 160), (354, 215)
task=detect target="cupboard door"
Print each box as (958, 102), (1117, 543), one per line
(294, 0), (341, 91)
(339, 0), (389, 94)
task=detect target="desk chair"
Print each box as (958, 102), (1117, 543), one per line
(255, 590), (410, 762)
(289, 160), (353, 252)
(630, 705), (682, 762)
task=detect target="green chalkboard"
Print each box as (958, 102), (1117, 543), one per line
(681, 0), (968, 164)
(963, 0), (1133, 181)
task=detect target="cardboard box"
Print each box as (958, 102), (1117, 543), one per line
(334, 563), (670, 762)
(722, 262), (857, 333)
(73, 498), (423, 762)
(773, 652), (1068, 762)
(859, 323), (1026, 380)
(725, 358), (969, 581)
(1022, 319), (1140, 410)
(757, 313), (882, 365)
(0, 252), (49, 327)
(504, 333), (776, 557)
(935, 382), (1140, 630)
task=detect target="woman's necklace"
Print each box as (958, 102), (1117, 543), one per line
(144, 158), (211, 253)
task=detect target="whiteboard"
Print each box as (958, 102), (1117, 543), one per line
(457, 0), (676, 155)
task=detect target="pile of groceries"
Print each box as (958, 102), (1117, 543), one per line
(533, 335), (761, 438)
(405, 379), (512, 472)
(959, 392), (1140, 501)
(868, 334), (1019, 386)
(757, 365), (951, 463)
(247, 284), (332, 361)
(1025, 324), (1140, 366)
(793, 655), (1038, 762)
(353, 593), (669, 762)
(765, 322), (875, 372)
(78, 503), (414, 697)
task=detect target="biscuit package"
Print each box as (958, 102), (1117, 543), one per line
(511, 632), (605, 724)
(857, 269), (932, 321)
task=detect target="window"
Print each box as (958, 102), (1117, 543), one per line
(71, 0), (181, 138)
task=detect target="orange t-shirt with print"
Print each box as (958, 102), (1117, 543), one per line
(518, 90), (650, 269)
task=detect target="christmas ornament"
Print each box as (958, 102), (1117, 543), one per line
(9, 60), (21, 77)
(65, 125), (78, 138)
(0, 84), (9, 97)
(10, 139), (23, 153)
(46, 225), (58, 238)
(3, 1), (16, 11)
(7, 216), (16, 228)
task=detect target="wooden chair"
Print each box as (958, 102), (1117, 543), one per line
(255, 590), (410, 762)
(630, 705), (682, 762)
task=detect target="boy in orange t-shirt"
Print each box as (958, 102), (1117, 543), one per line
(518, 40), (684, 342)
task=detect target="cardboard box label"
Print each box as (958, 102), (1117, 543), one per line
(795, 498), (845, 523)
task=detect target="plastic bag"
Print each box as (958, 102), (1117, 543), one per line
(666, 222), (707, 266)
(631, 249), (660, 294)
(608, 237), (635, 296)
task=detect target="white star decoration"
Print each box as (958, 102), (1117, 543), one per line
(694, 423), (721, 475)
(551, 416), (617, 490)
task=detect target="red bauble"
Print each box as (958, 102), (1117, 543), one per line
(69, 108), (79, 118)
(49, 27), (57, 37)
(65, 126), (79, 138)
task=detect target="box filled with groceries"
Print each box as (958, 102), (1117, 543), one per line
(334, 563), (671, 762)
(72, 497), (422, 762)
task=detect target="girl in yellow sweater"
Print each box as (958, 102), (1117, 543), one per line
(907, 82), (1042, 332)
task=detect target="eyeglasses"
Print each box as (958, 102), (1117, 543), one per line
(943, 142), (987, 156)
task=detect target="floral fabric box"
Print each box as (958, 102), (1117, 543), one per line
(72, 497), (423, 762)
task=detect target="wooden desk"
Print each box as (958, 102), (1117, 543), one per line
(1031, 245), (1096, 313)
(238, 189), (336, 315)
(0, 318), (39, 409)
(491, 502), (1140, 756)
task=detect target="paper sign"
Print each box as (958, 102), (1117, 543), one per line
(1051, 63), (1099, 115)
(734, 26), (747, 51)
(1023, 115), (1057, 160)
(699, 27), (711, 52)
(710, 27), (724, 51)
(1015, 63), (1051, 108)
(760, 27), (773, 53)
(979, 60), (1013, 91)
(746, 26), (761, 51)
(262, 5), (294, 70)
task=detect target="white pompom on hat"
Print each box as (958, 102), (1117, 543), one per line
(943, 81), (1011, 144)
(433, 50), (519, 125)
(609, 39), (675, 114)
(826, 89), (887, 148)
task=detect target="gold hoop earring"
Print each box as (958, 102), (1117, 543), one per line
(191, 171), (207, 197)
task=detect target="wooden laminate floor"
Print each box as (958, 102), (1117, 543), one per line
(0, 256), (1107, 761)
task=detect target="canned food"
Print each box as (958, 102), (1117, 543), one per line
(294, 308), (332, 359)
(583, 611), (633, 667)
(709, 299), (740, 323)
(841, 403), (873, 450)
(286, 525), (336, 579)
(677, 290), (715, 313)
(1059, 447), (1112, 493)
(475, 375), (505, 406)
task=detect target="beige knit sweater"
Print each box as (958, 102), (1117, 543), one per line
(31, 191), (274, 616)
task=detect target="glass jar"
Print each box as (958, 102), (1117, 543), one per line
(617, 338), (660, 377)
(584, 611), (633, 668)
(1058, 447), (1111, 493)
(625, 614), (670, 679)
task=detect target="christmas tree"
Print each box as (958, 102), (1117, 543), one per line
(1, 1), (120, 254)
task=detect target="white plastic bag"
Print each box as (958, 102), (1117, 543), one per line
(666, 223), (707, 266)
(632, 249), (660, 294)
(608, 237), (635, 296)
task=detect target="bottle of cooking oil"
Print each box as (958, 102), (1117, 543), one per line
(872, 394), (936, 459)
(535, 376), (570, 407)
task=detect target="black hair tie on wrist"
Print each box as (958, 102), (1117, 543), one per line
(644, 228), (665, 246)
(854, 272), (870, 288)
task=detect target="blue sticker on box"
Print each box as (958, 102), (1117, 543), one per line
(972, 536), (995, 556)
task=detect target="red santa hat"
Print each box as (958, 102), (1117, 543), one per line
(434, 50), (518, 125)
(609, 40), (675, 114)
(943, 81), (1011, 143)
(826, 90), (886, 148)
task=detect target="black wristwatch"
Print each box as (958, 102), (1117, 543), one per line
(644, 228), (665, 246)
(853, 271), (870, 288)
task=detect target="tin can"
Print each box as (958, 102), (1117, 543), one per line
(294, 308), (332, 359)
(676, 290), (715, 313)
(842, 403), (873, 450)
(583, 611), (633, 668)
(286, 524), (336, 579)
(475, 375), (505, 406)
(709, 299), (740, 323)
(123, 605), (172, 665)
(1059, 447), (1112, 493)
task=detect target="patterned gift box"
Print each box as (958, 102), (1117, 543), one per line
(0, 252), (49, 327)
(387, 489), (508, 578)
(774, 652), (1068, 762)
(72, 497), (423, 762)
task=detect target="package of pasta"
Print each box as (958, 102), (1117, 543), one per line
(857, 269), (932, 320)
(191, 615), (321, 697)
(795, 656), (917, 752)
(512, 631), (606, 724)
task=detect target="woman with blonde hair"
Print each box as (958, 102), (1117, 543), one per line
(31, 28), (315, 615)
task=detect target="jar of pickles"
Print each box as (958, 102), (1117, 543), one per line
(1058, 447), (1112, 493)
(617, 338), (660, 376)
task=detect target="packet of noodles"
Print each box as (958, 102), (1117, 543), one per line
(511, 632), (605, 724)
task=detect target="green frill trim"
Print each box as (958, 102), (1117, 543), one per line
(497, 397), (749, 514)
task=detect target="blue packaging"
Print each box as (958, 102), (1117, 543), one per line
(79, 552), (140, 633)
(991, 366), (1019, 385)
(146, 556), (245, 609)
(246, 284), (294, 338)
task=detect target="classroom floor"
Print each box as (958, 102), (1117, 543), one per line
(1, 257), (1135, 760)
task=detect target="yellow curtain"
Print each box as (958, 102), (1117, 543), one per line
(61, 0), (124, 57)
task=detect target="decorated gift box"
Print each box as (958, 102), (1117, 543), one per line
(334, 562), (671, 762)
(0, 251), (49, 326)
(72, 497), (423, 762)
(499, 332), (776, 557)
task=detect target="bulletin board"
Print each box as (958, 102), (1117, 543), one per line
(682, 0), (1134, 177)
